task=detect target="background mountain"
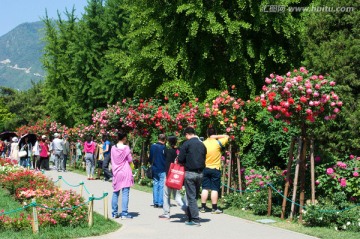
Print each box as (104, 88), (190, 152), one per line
(0, 21), (45, 90)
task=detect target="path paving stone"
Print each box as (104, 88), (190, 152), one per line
(46, 170), (318, 239)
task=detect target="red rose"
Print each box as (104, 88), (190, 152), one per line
(300, 96), (307, 103)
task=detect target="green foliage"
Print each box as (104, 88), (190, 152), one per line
(302, 0), (360, 157)
(156, 80), (195, 102)
(303, 192), (360, 232)
(113, 0), (305, 99)
(0, 84), (45, 131)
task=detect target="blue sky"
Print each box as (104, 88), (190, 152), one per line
(0, 0), (89, 36)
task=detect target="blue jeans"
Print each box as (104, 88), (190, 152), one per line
(20, 157), (31, 168)
(112, 187), (130, 217)
(153, 172), (165, 206)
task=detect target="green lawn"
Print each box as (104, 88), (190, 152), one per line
(0, 187), (120, 239)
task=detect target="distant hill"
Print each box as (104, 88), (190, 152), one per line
(0, 21), (45, 90)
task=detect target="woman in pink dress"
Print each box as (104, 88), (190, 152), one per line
(111, 131), (134, 219)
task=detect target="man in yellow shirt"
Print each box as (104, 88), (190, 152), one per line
(200, 128), (229, 214)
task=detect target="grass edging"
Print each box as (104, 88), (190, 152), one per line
(223, 207), (359, 239)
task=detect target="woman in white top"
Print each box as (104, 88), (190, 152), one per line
(9, 137), (19, 162)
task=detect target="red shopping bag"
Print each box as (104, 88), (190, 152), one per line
(166, 163), (185, 190)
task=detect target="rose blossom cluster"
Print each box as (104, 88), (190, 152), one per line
(324, 155), (359, 189)
(260, 67), (341, 129)
(203, 88), (247, 140)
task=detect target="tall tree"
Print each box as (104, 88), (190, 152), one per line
(113, 0), (306, 99)
(302, 0), (360, 155)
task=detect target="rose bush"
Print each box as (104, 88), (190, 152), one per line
(317, 154), (360, 201)
(260, 67), (341, 132)
(0, 162), (87, 230)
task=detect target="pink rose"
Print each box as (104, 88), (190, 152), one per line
(337, 101), (343, 107)
(270, 73), (275, 79)
(329, 81), (336, 86)
(309, 101), (314, 106)
(340, 178), (346, 187)
(330, 102), (336, 107)
(349, 154), (355, 159)
(315, 84), (321, 90)
(306, 89), (313, 94)
(353, 172), (359, 177)
(286, 72), (291, 77)
(313, 91), (319, 97)
(315, 180), (320, 185)
(333, 108), (340, 113)
(326, 168), (334, 175)
(265, 78), (272, 84)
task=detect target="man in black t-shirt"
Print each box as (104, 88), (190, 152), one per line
(178, 127), (206, 226)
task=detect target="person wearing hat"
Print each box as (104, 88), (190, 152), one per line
(9, 137), (19, 161)
(52, 133), (64, 172)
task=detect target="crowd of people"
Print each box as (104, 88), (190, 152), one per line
(109, 126), (228, 225)
(0, 126), (228, 226)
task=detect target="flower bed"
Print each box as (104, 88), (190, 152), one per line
(0, 158), (87, 231)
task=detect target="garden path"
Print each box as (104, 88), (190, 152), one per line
(45, 170), (317, 239)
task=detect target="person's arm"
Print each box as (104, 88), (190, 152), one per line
(127, 147), (133, 163)
(210, 135), (229, 139)
(104, 142), (110, 153)
(148, 145), (153, 164)
(178, 143), (186, 165)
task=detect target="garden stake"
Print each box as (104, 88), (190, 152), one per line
(31, 199), (39, 234)
(290, 137), (303, 220)
(281, 137), (296, 219)
(310, 139), (316, 205)
(221, 160), (226, 197)
(80, 183), (83, 197)
(226, 144), (232, 194)
(88, 194), (94, 227)
(140, 141), (145, 178)
(299, 137), (308, 222)
(236, 153), (243, 195)
(267, 185), (272, 216)
(58, 177), (62, 189)
(104, 192), (108, 219)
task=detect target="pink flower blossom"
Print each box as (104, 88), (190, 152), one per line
(349, 154), (355, 159)
(353, 172), (359, 177)
(326, 168), (334, 175)
(315, 180), (320, 185)
(336, 161), (347, 169)
(340, 178), (346, 187)
(329, 81), (336, 86)
(265, 78), (272, 84)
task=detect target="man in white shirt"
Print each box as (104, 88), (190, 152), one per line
(52, 133), (64, 172)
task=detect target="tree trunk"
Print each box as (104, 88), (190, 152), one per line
(281, 137), (296, 219)
(226, 144), (232, 194)
(310, 139), (316, 205)
(236, 153), (243, 195)
(290, 138), (302, 220)
(299, 137), (308, 222)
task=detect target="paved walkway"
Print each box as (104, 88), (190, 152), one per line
(45, 170), (317, 239)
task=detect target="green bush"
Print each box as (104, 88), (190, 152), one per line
(303, 193), (360, 232)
